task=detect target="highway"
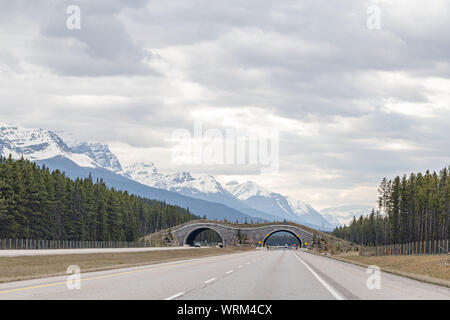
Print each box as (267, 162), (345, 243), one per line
(0, 249), (448, 300)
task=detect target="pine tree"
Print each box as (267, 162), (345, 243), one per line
(0, 156), (199, 241)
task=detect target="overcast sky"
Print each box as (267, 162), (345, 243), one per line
(0, 0), (449, 210)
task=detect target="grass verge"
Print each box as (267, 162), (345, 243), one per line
(0, 247), (252, 284)
(331, 252), (450, 288)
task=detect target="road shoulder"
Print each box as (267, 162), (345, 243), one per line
(306, 250), (450, 288)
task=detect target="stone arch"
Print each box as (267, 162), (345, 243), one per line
(184, 227), (225, 246)
(262, 229), (302, 247)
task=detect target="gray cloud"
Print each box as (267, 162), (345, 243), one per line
(0, 0), (449, 209)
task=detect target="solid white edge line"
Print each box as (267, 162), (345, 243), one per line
(294, 253), (345, 300)
(204, 278), (217, 284)
(165, 292), (185, 300)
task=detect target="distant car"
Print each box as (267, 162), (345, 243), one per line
(194, 243), (201, 247)
(218, 243), (224, 248)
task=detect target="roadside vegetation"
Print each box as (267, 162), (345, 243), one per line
(333, 166), (450, 248)
(0, 156), (198, 242)
(332, 252), (450, 286)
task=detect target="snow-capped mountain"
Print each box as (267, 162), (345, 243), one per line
(70, 142), (122, 172)
(122, 162), (160, 182)
(0, 124), (337, 230)
(122, 163), (281, 222)
(0, 124), (122, 172)
(226, 181), (271, 199)
(0, 124), (93, 167)
(123, 162), (233, 197)
(122, 163), (336, 230)
(225, 181), (335, 231)
(0, 124), (258, 222)
(320, 204), (375, 227)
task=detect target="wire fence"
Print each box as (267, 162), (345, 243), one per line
(0, 239), (158, 250)
(360, 239), (449, 256)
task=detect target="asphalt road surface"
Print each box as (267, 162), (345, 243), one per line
(0, 249), (448, 300)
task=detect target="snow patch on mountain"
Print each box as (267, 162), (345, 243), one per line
(71, 142), (122, 172)
(123, 162), (231, 196)
(122, 161), (160, 182)
(226, 181), (271, 199)
(0, 124), (118, 170)
(224, 181), (335, 231)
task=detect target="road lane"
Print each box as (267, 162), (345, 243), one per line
(182, 248), (335, 300)
(0, 250), (267, 300)
(295, 250), (450, 300)
(0, 249), (448, 300)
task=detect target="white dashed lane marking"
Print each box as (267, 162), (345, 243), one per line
(165, 292), (185, 300)
(204, 278), (216, 284)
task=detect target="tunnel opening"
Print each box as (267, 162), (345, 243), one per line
(185, 228), (224, 247)
(263, 230), (302, 248)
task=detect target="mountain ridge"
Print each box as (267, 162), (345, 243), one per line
(0, 124), (338, 230)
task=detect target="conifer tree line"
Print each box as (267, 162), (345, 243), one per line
(333, 167), (450, 246)
(0, 156), (198, 241)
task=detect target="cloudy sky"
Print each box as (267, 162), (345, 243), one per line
(0, 0), (449, 210)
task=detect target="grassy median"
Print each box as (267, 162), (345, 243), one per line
(0, 247), (253, 284)
(333, 252), (450, 286)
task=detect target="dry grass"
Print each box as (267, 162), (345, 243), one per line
(0, 247), (252, 284)
(333, 253), (450, 285)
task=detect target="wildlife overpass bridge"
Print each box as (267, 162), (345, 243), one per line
(170, 222), (314, 247)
